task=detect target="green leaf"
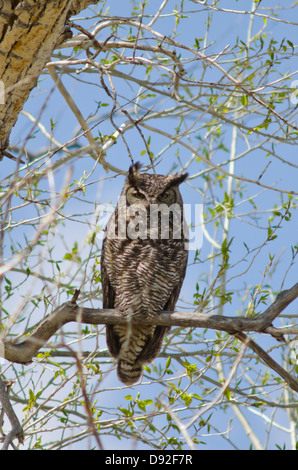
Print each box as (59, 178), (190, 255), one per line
(118, 407), (133, 417)
(241, 94), (248, 106)
(287, 39), (294, 53)
(165, 356), (171, 370)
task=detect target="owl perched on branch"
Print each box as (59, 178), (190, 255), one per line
(101, 163), (188, 385)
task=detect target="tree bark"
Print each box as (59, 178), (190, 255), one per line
(0, 0), (97, 153)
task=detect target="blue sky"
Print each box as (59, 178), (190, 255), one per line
(2, 0), (298, 450)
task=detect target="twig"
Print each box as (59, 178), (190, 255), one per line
(0, 150), (25, 165)
(47, 64), (108, 170)
(234, 332), (298, 393)
(185, 341), (249, 429)
(156, 397), (196, 450)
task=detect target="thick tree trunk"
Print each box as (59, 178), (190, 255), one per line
(0, 0), (96, 153)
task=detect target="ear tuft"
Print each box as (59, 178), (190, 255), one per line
(128, 162), (142, 187)
(176, 172), (188, 185)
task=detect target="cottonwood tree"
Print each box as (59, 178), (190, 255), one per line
(0, 0), (297, 450)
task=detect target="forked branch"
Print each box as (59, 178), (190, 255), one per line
(0, 378), (24, 450)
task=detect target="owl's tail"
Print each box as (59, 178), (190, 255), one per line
(117, 359), (143, 385)
(115, 324), (152, 385)
(109, 324), (168, 385)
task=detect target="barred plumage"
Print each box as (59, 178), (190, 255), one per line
(101, 163), (188, 385)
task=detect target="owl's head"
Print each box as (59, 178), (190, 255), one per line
(123, 162), (188, 207)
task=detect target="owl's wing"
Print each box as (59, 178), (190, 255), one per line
(101, 237), (120, 357)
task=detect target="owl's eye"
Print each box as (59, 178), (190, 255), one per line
(133, 190), (145, 199)
(158, 189), (175, 202)
(127, 187), (147, 204)
(159, 191), (170, 200)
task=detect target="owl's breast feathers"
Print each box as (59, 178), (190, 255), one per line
(103, 236), (187, 318)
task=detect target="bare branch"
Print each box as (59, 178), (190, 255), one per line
(0, 378), (24, 450)
(2, 284), (298, 392)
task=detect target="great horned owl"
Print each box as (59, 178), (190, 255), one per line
(101, 163), (188, 385)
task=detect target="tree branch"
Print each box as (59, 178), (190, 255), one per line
(0, 378), (24, 450)
(1, 283), (298, 392)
